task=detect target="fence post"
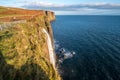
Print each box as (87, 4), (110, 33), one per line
(0, 25), (2, 31)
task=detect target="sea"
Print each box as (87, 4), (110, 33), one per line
(51, 15), (120, 80)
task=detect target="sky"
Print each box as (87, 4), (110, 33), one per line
(0, 0), (120, 15)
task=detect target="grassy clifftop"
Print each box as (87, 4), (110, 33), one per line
(0, 7), (61, 80)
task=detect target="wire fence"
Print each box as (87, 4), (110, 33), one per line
(0, 20), (26, 31)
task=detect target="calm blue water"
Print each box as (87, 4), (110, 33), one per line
(52, 15), (120, 80)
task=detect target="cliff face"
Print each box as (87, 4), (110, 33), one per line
(0, 7), (61, 80)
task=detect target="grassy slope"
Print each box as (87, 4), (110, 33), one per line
(0, 7), (61, 80)
(0, 6), (7, 12)
(0, 6), (42, 15)
(0, 6), (19, 17)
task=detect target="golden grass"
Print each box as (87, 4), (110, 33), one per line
(0, 15), (61, 80)
(0, 6), (7, 12)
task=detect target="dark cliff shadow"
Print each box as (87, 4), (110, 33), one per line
(0, 51), (49, 80)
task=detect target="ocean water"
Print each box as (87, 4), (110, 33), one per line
(51, 15), (120, 80)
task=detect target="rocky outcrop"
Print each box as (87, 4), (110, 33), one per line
(44, 11), (56, 21)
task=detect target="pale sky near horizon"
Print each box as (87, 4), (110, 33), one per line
(0, 0), (120, 15)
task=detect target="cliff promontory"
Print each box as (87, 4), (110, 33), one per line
(0, 6), (61, 80)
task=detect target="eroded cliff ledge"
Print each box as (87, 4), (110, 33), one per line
(0, 6), (61, 80)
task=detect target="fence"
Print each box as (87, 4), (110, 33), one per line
(0, 20), (26, 31)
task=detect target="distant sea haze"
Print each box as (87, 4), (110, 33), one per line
(52, 15), (120, 80)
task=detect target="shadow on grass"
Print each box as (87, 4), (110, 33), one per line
(0, 51), (50, 80)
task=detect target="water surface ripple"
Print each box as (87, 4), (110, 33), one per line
(52, 15), (120, 80)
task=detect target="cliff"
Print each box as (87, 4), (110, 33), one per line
(0, 6), (61, 80)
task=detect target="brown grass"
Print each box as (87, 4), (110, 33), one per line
(0, 6), (46, 22)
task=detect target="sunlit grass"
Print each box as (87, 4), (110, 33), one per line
(0, 6), (7, 12)
(0, 15), (61, 80)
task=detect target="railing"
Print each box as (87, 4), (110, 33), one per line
(0, 12), (45, 31)
(0, 20), (26, 31)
